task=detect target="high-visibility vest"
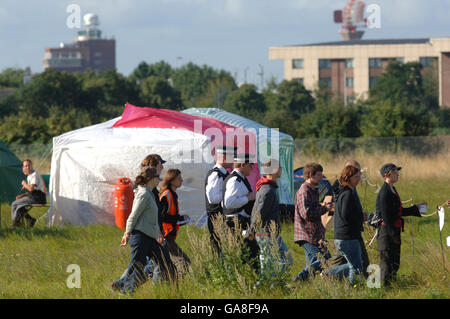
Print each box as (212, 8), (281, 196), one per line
(160, 189), (180, 239)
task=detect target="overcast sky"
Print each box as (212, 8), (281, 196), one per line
(1, 0), (450, 87)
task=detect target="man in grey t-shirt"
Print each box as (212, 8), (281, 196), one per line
(11, 159), (46, 227)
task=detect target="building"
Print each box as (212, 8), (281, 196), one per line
(269, 37), (450, 107)
(43, 14), (115, 73)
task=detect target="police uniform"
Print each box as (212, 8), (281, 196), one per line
(221, 153), (260, 272)
(205, 146), (236, 254)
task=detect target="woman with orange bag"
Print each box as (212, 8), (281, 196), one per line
(160, 169), (191, 272)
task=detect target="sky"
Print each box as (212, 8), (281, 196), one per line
(1, 0), (450, 87)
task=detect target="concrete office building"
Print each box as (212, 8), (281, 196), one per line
(269, 37), (450, 107)
(43, 14), (115, 73)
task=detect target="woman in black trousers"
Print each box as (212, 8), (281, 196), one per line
(376, 163), (423, 286)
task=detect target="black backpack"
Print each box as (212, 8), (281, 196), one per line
(367, 211), (383, 228)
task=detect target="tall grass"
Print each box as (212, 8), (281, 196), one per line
(295, 149), (450, 181)
(0, 150), (449, 299)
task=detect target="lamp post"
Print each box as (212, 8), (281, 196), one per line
(344, 69), (348, 107)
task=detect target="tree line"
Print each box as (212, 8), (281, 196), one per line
(0, 60), (449, 145)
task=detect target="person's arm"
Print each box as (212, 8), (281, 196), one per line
(160, 196), (180, 224)
(205, 172), (223, 204)
(402, 205), (421, 217)
(16, 193), (29, 200)
(125, 192), (147, 235)
(224, 178), (249, 209)
(21, 180), (36, 192)
(299, 189), (327, 222)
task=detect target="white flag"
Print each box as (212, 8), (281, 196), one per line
(438, 206), (445, 231)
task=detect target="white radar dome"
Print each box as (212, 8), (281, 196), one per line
(83, 13), (100, 27)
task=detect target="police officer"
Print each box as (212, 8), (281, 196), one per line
(205, 145), (236, 255)
(222, 153), (259, 272)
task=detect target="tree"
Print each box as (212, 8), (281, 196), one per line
(80, 69), (140, 108)
(223, 83), (266, 123)
(0, 112), (50, 144)
(261, 79), (315, 138)
(0, 68), (24, 88)
(298, 98), (362, 138)
(275, 80), (315, 119)
(171, 62), (235, 107)
(139, 76), (183, 109)
(20, 69), (82, 116)
(361, 100), (435, 137)
(129, 61), (173, 84)
(195, 76), (237, 108)
(369, 61), (438, 111)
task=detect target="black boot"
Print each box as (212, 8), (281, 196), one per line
(25, 213), (36, 228)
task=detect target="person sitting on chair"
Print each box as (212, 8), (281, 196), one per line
(11, 159), (46, 227)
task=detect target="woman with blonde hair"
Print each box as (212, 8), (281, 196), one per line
(159, 169), (191, 271)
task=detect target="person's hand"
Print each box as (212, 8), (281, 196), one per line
(247, 192), (256, 201)
(324, 202), (334, 211)
(416, 202), (427, 207)
(157, 234), (164, 244)
(445, 200), (450, 206)
(120, 233), (130, 246)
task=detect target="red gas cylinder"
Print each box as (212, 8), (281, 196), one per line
(114, 177), (134, 230)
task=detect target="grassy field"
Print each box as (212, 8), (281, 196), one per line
(0, 174), (448, 299)
(1, 147), (449, 299)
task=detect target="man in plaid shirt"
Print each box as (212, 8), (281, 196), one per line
(293, 163), (334, 282)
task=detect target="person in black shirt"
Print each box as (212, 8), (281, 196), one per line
(376, 163), (423, 286)
(326, 160), (370, 278)
(325, 165), (364, 285)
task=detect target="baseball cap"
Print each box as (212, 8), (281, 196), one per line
(380, 163), (402, 177)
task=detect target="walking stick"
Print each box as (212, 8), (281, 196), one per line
(362, 178), (368, 212)
(410, 197), (415, 256)
(437, 206), (447, 275)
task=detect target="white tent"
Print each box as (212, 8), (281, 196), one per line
(47, 118), (214, 226)
(47, 105), (259, 226)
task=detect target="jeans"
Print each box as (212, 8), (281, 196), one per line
(113, 230), (176, 294)
(255, 236), (293, 284)
(327, 238), (370, 278)
(327, 239), (363, 285)
(11, 196), (35, 222)
(294, 242), (331, 281)
(164, 235), (191, 271)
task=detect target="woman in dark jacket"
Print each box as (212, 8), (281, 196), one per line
(376, 163), (422, 286)
(326, 165), (364, 285)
